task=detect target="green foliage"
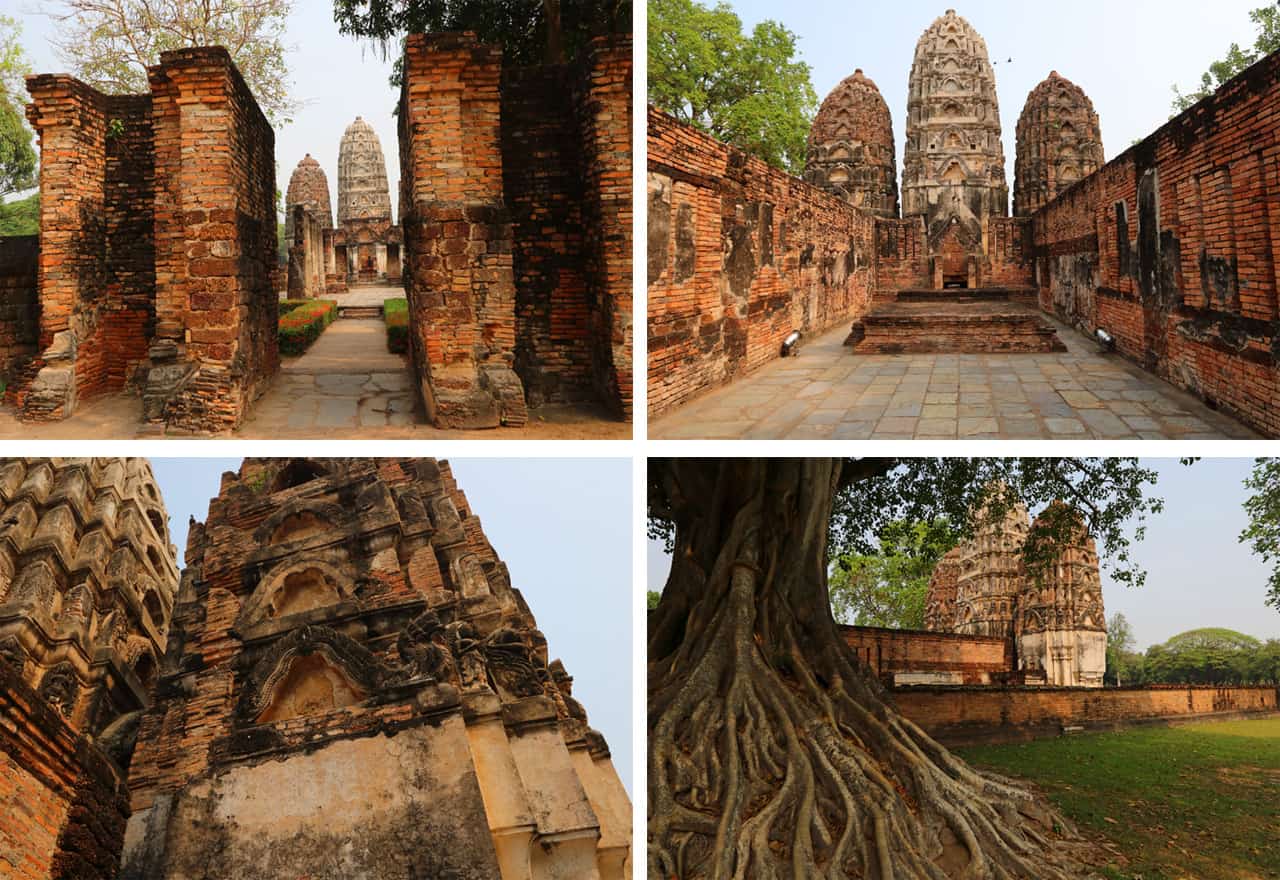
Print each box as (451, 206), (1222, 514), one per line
(1172, 4), (1280, 113)
(384, 297), (408, 353)
(1241, 457), (1280, 609)
(333, 0), (631, 81)
(828, 519), (956, 629)
(277, 299), (337, 356)
(959, 719), (1280, 880)
(648, 0), (817, 173)
(650, 458), (1166, 590)
(1137, 628), (1277, 686)
(1104, 612), (1136, 686)
(647, 590), (662, 610)
(0, 192), (37, 236)
(0, 15), (35, 200)
(48, 0), (297, 126)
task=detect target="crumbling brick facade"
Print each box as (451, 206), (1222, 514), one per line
(841, 625), (1012, 686)
(398, 34), (528, 429)
(286, 205), (326, 299)
(894, 684), (1279, 747)
(647, 108), (877, 416)
(0, 236), (38, 393)
(22, 48), (277, 434)
(122, 458), (631, 880)
(1031, 49), (1280, 437)
(0, 458), (179, 880)
(502, 36), (634, 417)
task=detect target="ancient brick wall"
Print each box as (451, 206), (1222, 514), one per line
(873, 218), (930, 293)
(399, 33), (527, 429)
(21, 81), (155, 419)
(144, 47), (279, 434)
(894, 684), (1279, 746)
(1031, 49), (1280, 437)
(841, 626), (1012, 685)
(0, 236), (38, 387)
(575, 37), (633, 419)
(286, 205), (326, 299)
(0, 664), (130, 880)
(503, 65), (593, 406)
(985, 217), (1034, 290)
(502, 37), (633, 418)
(648, 108), (877, 417)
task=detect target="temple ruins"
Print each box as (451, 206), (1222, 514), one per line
(0, 457), (632, 880)
(649, 7), (1280, 438)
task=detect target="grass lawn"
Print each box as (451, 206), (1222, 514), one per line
(957, 718), (1280, 879)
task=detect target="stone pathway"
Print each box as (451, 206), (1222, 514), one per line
(240, 318), (418, 432)
(651, 319), (1260, 440)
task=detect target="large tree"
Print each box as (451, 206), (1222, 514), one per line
(648, 458), (1163, 877)
(0, 14), (36, 201)
(1242, 457), (1280, 610)
(1172, 4), (1280, 113)
(648, 0), (816, 174)
(46, 0), (297, 125)
(1105, 612), (1135, 686)
(333, 0), (631, 67)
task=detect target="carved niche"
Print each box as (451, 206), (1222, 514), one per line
(237, 626), (388, 724)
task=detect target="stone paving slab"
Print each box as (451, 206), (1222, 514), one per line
(651, 318), (1261, 440)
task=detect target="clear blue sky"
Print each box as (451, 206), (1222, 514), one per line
(151, 457), (633, 794)
(728, 0), (1268, 203)
(7, 2), (405, 218)
(647, 459), (1280, 651)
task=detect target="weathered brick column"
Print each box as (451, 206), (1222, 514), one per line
(398, 33), (527, 428)
(576, 37), (634, 419)
(143, 47), (278, 434)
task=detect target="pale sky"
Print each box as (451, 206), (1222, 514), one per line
(5, 1), (405, 218)
(152, 458), (633, 794)
(647, 459), (1280, 652)
(728, 0), (1268, 209)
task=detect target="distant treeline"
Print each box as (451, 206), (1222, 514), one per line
(1108, 628), (1280, 687)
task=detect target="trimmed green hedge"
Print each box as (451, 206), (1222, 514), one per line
(278, 299), (337, 356)
(385, 297), (408, 354)
(277, 298), (314, 317)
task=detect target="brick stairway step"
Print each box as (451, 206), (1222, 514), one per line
(338, 305), (384, 320)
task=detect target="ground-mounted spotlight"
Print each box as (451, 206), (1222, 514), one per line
(781, 331), (802, 357)
(1094, 328), (1116, 352)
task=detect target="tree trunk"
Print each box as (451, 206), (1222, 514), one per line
(649, 459), (1098, 878)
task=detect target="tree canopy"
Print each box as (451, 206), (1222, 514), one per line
(1142, 628), (1276, 686)
(0, 14), (36, 201)
(828, 518), (956, 629)
(1172, 4), (1280, 113)
(46, 0), (297, 125)
(333, 0), (631, 67)
(648, 0), (817, 173)
(1242, 458), (1280, 610)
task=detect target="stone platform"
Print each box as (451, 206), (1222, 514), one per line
(851, 289), (1067, 354)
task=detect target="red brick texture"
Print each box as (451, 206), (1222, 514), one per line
(648, 108), (877, 417)
(1031, 50), (1280, 437)
(144, 47), (279, 434)
(841, 626), (1012, 685)
(0, 664), (130, 880)
(894, 684), (1279, 746)
(398, 33), (527, 429)
(0, 236), (38, 391)
(23, 48), (277, 433)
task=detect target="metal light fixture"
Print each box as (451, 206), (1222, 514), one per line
(1094, 328), (1116, 351)
(781, 331), (802, 357)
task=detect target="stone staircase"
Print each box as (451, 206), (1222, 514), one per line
(337, 304), (384, 320)
(849, 287), (1066, 355)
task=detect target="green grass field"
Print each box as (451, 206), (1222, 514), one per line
(957, 718), (1280, 879)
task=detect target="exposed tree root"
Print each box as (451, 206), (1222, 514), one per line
(648, 459), (1103, 879)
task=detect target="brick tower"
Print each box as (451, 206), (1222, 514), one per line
(1013, 71), (1104, 217)
(952, 497), (1030, 638)
(806, 69), (900, 217)
(0, 458), (179, 879)
(121, 458), (630, 879)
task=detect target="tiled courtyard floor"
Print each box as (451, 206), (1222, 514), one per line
(651, 319), (1260, 440)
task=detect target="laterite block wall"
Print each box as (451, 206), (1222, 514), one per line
(894, 684), (1279, 746)
(1032, 49), (1280, 437)
(841, 625), (1013, 685)
(0, 236), (38, 388)
(647, 108), (877, 418)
